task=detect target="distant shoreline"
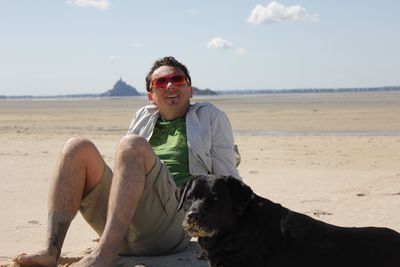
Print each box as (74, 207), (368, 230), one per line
(1, 86), (400, 100)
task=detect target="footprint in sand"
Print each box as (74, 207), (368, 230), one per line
(16, 220), (41, 230)
(307, 210), (333, 217)
(301, 199), (320, 204)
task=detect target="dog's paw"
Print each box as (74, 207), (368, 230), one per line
(196, 250), (208, 261)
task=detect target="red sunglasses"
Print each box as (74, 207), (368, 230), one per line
(151, 75), (188, 89)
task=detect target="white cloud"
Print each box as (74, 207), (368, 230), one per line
(235, 48), (248, 56)
(66, 0), (110, 10)
(207, 37), (248, 56)
(207, 37), (233, 49)
(247, 1), (318, 25)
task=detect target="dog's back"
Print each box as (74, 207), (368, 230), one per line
(202, 187), (400, 267)
(276, 207), (400, 267)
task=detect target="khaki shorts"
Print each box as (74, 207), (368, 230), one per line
(79, 157), (190, 256)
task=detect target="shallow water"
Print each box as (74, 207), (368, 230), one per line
(234, 130), (400, 137)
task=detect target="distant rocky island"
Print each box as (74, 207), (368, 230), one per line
(100, 78), (140, 97)
(192, 86), (218, 95)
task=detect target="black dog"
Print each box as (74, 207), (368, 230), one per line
(176, 175), (400, 267)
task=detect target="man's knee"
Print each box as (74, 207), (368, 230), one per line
(117, 134), (151, 156)
(117, 135), (155, 172)
(61, 137), (97, 159)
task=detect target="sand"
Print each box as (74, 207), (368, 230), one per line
(1, 92), (400, 266)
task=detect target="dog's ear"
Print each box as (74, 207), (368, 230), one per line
(224, 176), (253, 215)
(176, 177), (194, 211)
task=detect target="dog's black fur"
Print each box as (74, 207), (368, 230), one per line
(176, 175), (400, 267)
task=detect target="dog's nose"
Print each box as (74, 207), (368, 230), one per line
(187, 211), (203, 222)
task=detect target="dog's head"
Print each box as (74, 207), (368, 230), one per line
(176, 175), (253, 238)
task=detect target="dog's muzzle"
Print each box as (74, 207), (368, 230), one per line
(182, 211), (217, 238)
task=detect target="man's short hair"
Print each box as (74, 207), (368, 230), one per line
(145, 56), (192, 92)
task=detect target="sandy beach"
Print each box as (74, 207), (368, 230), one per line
(1, 92), (400, 266)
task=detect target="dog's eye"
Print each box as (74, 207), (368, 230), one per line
(188, 195), (195, 201)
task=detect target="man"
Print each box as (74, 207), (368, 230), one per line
(14, 56), (240, 267)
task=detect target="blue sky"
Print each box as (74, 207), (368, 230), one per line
(1, 0), (399, 96)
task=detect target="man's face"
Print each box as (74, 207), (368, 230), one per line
(147, 65), (192, 118)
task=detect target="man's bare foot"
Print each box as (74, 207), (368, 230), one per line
(13, 249), (57, 267)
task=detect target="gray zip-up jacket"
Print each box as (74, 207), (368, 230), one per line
(127, 102), (241, 180)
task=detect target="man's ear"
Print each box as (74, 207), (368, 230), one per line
(175, 177), (194, 211)
(189, 86), (193, 98)
(147, 91), (153, 103)
(224, 176), (253, 215)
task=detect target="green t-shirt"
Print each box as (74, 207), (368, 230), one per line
(149, 116), (190, 186)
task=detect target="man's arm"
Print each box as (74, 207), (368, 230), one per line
(210, 107), (241, 180)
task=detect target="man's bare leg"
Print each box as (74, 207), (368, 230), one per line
(71, 134), (156, 267)
(14, 138), (105, 266)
